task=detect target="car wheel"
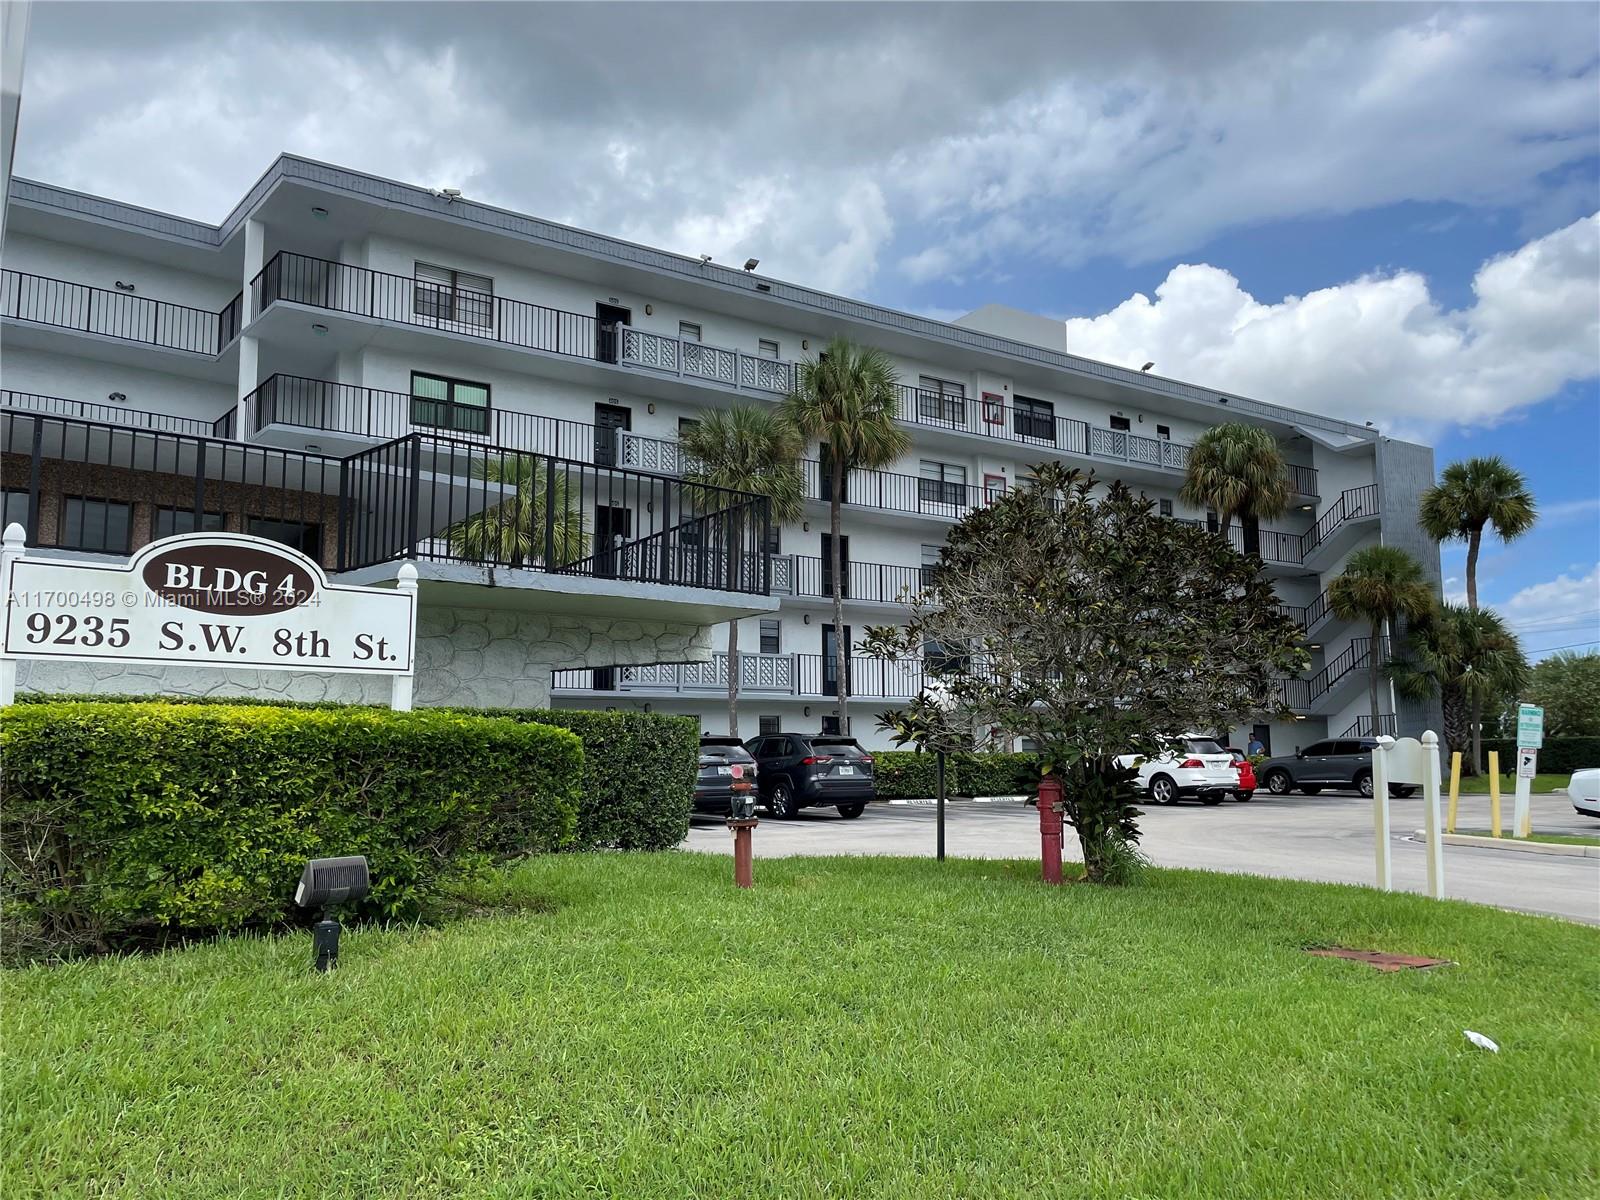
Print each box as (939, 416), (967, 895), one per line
(767, 781), (800, 819)
(1265, 770), (1293, 796)
(1355, 770), (1374, 798)
(1235, 791), (1253, 802)
(1389, 785), (1417, 799)
(1149, 774), (1178, 805)
(836, 802), (866, 819)
(1301, 786), (1322, 795)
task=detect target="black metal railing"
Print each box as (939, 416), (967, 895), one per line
(1288, 463), (1319, 497)
(1342, 714), (1399, 738)
(1304, 485), (1379, 557)
(0, 390), (229, 438)
(1283, 636), (1389, 711)
(0, 410), (345, 564)
(338, 433), (771, 594)
(785, 555), (928, 604)
(1278, 589), (1333, 634)
(253, 252), (599, 361)
(1, 269), (240, 356)
(801, 459), (992, 518)
(244, 375), (597, 460)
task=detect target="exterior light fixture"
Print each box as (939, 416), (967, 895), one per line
(1300, 504), (1314, 511)
(743, 258), (760, 271)
(293, 855), (370, 972)
(304, 444), (321, 452)
(310, 206), (330, 220)
(107, 391), (127, 403)
(803, 613), (811, 624)
(1308, 643), (1322, 651)
(1218, 397), (1229, 405)
(114, 280), (136, 292)
(644, 303), (653, 315)
(647, 403), (656, 414)
(1140, 361), (1155, 372)
(311, 323), (329, 336)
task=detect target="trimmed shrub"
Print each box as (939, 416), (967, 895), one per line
(16, 693), (698, 853)
(2, 702), (582, 960)
(1482, 737), (1600, 776)
(872, 750), (1043, 799)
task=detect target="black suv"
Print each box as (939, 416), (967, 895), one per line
(742, 733), (875, 819)
(693, 737), (758, 816)
(1257, 738), (1417, 799)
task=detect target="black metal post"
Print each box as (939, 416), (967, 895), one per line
(936, 750), (947, 862)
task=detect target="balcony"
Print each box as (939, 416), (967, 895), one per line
(553, 651), (924, 701)
(774, 555), (929, 606)
(1, 269), (242, 358)
(1282, 636), (1390, 714)
(1278, 589), (1335, 638)
(1, 389), (234, 439)
(618, 328), (795, 395)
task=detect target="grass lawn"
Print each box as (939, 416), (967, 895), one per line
(1454, 772), (1567, 794)
(5, 855), (1598, 1199)
(1452, 829), (1600, 847)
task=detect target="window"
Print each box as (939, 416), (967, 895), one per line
(411, 372), (490, 435)
(920, 543), (942, 587)
(924, 638), (969, 675)
(1156, 424), (1171, 440)
(60, 496), (132, 554)
(918, 460), (967, 507)
(1206, 509), (1219, 533)
(1159, 499), (1173, 517)
(1013, 395), (1055, 442)
(678, 321), (702, 343)
(917, 376), (966, 425)
(821, 715), (842, 735)
(1019, 737), (1041, 753)
(757, 338), (780, 360)
(759, 619), (781, 656)
(678, 416), (701, 435)
(248, 516), (323, 560)
(1109, 415), (1131, 432)
(154, 508), (226, 539)
(2, 489), (29, 534)
(763, 524), (781, 555)
(1303, 742), (1334, 757)
(413, 262), (493, 328)
(758, 715), (780, 736)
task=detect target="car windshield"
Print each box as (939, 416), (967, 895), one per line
(1184, 739), (1226, 755)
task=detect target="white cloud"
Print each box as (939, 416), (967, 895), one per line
(1062, 213), (1600, 438)
(1493, 565), (1600, 659)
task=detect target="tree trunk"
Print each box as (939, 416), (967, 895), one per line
(1465, 527), (1482, 611)
(1471, 693), (1485, 777)
(1367, 622), (1383, 734)
(1442, 685), (1470, 769)
(831, 449), (849, 734)
(726, 620), (739, 738)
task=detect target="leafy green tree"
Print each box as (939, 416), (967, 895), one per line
(1387, 604), (1527, 769)
(781, 336), (909, 733)
(679, 406), (805, 737)
(1330, 546), (1436, 738)
(1178, 422), (1294, 556)
(1419, 457), (1536, 611)
(1525, 650), (1600, 737)
(862, 463), (1305, 882)
(446, 454), (588, 568)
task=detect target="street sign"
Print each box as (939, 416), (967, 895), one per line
(1516, 703), (1544, 750)
(1517, 748), (1538, 780)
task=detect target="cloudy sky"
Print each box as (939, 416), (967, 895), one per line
(13, 1), (1600, 656)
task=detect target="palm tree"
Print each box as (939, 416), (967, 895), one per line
(1418, 457), (1537, 611)
(1179, 422), (1294, 556)
(446, 453), (588, 567)
(1388, 604), (1527, 770)
(678, 406), (805, 737)
(1330, 546), (1436, 735)
(781, 336), (909, 734)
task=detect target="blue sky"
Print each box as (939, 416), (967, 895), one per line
(13, 2), (1600, 657)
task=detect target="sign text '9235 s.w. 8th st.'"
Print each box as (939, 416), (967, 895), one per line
(2, 532), (416, 675)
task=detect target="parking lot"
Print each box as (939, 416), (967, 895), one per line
(684, 788), (1600, 924)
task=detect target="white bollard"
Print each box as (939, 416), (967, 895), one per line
(1421, 730), (1445, 900)
(0, 523), (26, 707)
(1371, 736), (1394, 891)
(389, 561), (418, 712)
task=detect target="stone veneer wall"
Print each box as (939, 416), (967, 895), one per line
(13, 604), (715, 710)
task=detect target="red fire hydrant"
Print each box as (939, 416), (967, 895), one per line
(1038, 775), (1064, 886)
(727, 815), (757, 887)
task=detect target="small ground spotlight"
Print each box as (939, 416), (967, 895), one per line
(294, 856), (370, 972)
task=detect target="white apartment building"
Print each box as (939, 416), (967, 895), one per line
(0, 155), (1443, 751)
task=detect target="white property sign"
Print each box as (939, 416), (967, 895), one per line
(0, 526), (418, 708)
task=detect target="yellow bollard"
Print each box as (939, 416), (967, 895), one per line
(1447, 752), (1462, 833)
(1488, 751), (1501, 838)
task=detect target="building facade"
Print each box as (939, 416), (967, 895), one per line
(1, 155), (1441, 750)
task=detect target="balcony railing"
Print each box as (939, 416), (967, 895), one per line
(339, 433), (771, 594)
(553, 651), (923, 700)
(1342, 714), (1399, 738)
(1278, 589), (1334, 635)
(776, 555), (929, 605)
(1303, 484), (1379, 558)
(1288, 463), (1319, 497)
(0, 390), (231, 439)
(244, 375), (598, 461)
(620, 430), (684, 475)
(802, 459), (990, 519)
(1, 269), (242, 356)
(1282, 636), (1389, 711)
(253, 252), (599, 361)
(619, 328), (796, 394)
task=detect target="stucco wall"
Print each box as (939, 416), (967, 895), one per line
(14, 603), (715, 711)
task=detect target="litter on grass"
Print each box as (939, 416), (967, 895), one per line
(1464, 1030), (1500, 1053)
(1305, 947), (1454, 972)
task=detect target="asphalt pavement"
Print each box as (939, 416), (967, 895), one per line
(682, 788), (1600, 924)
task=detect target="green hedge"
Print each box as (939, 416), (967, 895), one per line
(871, 751), (1042, 799)
(1482, 737), (1600, 776)
(15, 693), (698, 853)
(1, 702), (582, 960)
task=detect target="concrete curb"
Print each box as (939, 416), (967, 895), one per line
(1414, 830), (1600, 859)
(888, 795), (1027, 806)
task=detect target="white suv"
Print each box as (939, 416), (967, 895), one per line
(1118, 736), (1239, 806)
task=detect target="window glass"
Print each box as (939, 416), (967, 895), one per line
(2, 489), (30, 533)
(916, 376), (965, 424)
(758, 715), (780, 736)
(759, 619), (781, 655)
(1013, 395), (1055, 440)
(1184, 738), (1225, 755)
(413, 263), (493, 326)
(918, 460), (967, 506)
(1110, 415), (1131, 431)
(61, 496), (132, 554)
(1303, 742), (1333, 757)
(411, 371), (491, 435)
(758, 339), (780, 360)
(248, 516), (323, 560)
(820, 716), (842, 735)
(679, 321), (702, 342)
(1156, 424), (1171, 439)
(1331, 741), (1362, 756)
(154, 508), (226, 539)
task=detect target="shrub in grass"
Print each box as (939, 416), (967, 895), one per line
(1482, 736), (1600, 775)
(16, 693), (697, 853)
(1, 702), (582, 961)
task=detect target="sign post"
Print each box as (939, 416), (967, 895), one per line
(1512, 703), (1544, 840)
(2, 527), (418, 706)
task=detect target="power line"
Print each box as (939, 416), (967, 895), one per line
(1527, 639), (1600, 654)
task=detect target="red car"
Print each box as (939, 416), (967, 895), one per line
(1226, 749), (1256, 801)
